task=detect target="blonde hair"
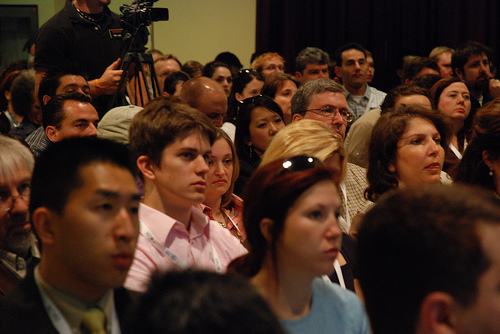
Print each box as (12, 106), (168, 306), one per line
(260, 120), (346, 185)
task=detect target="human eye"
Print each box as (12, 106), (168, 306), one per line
(257, 122), (267, 128)
(128, 203), (139, 215)
(181, 151), (195, 160)
(206, 157), (215, 167)
(18, 182), (31, 196)
(410, 137), (423, 145)
(308, 210), (323, 220)
(0, 189), (9, 202)
(433, 136), (441, 144)
(463, 93), (470, 100)
(448, 93), (457, 98)
(227, 77), (233, 84)
(223, 157), (233, 166)
(274, 117), (283, 124)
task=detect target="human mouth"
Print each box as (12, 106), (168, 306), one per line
(192, 180), (207, 190)
(112, 252), (134, 269)
(324, 247), (339, 260)
(425, 162), (441, 172)
(212, 179), (227, 185)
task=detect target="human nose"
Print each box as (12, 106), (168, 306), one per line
(428, 140), (440, 156)
(269, 122), (279, 135)
(319, 71), (328, 79)
(326, 213), (342, 240)
(197, 156), (210, 175)
(87, 123), (98, 136)
(214, 161), (226, 176)
(114, 207), (138, 243)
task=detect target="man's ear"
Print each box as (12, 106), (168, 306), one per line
(295, 71), (303, 82)
(418, 292), (457, 334)
(136, 155), (156, 181)
(482, 150), (494, 168)
(455, 68), (464, 80)
(259, 218), (274, 243)
(292, 113), (303, 123)
(32, 207), (57, 246)
(235, 92), (243, 102)
(334, 66), (342, 79)
(388, 161), (397, 173)
(45, 126), (58, 143)
(42, 95), (51, 106)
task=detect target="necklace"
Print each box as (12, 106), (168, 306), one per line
(73, 3), (103, 23)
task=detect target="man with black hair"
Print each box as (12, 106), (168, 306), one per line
(334, 43), (386, 120)
(0, 137), (141, 333)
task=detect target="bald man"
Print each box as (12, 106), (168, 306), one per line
(179, 77), (228, 127)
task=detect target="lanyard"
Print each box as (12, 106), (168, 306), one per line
(321, 259), (346, 289)
(449, 139), (467, 160)
(40, 290), (120, 334)
(340, 182), (350, 227)
(139, 220), (222, 273)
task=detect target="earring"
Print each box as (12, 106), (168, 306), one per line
(249, 146), (254, 159)
(490, 169), (494, 176)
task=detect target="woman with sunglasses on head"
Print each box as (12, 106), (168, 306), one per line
(222, 69), (265, 141)
(197, 128), (246, 245)
(229, 156), (371, 334)
(234, 95), (285, 196)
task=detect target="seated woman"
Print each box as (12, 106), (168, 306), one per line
(365, 104), (451, 203)
(223, 69), (265, 141)
(455, 98), (500, 196)
(230, 156), (371, 334)
(197, 129), (246, 244)
(234, 95), (285, 195)
(261, 119), (359, 295)
(430, 77), (472, 177)
(261, 73), (300, 125)
(203, 61), (233, 98)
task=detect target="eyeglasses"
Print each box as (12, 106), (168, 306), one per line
(263, 65), (285, 72)
(277, 156), (323, 176)
(0, 183), (30, 212)
(302, 106), (354, 123)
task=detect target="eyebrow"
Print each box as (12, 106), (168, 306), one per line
(95, 189), (141, 201)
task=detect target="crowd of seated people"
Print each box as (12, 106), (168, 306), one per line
(1, 5), (500, 331)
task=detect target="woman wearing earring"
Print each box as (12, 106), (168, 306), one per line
(234, 95), (285, 195)
(455, 99), (500, 196)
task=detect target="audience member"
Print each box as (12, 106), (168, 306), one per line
(430, 77), (472, 176)
(260, 120), (361, 296)
(147, 49), (164, 63)
(455, 98), (500, 195)
(230, 156), (371, 334)
(261, 73), (300, 124)
(252, 52), (286, 79)
(181, 60), (204, 78)
(0, 137), (141, 332)
(365, 105), (451, 203)
(162, 71), (190, 97)
(403, 56), (440, 84)
(334, 43), (386, 119)
(34, 0), (125, 116)
(179, 76), (228, 127)
(365, 50), (375, 83)
(291, 78), (369, 231)
(295, 47), (330, 83)
(429, 46), (454, 78)
(125, 97), (247, 292)
(154, 54), (182, 92)
(224, 69), (265, 139)
(203, 61), (233, 97)
(0, 135), (38, 298)
(234, 95), (284, 196)
(345, 85), (433, 168)
(124, 270), (286, 334)
(357, 184), (500, 334)
(97, 104), (143, 146)
(215, 51), (244, 77)
(197, 129), (246, 244)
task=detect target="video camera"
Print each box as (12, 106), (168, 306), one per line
(120, 0), (169, 29)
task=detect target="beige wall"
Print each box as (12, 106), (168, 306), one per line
(0, 0), (256, 68)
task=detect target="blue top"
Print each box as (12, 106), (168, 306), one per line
(281, 277), (371, 334)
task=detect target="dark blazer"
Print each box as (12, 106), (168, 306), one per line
(0, 273), (137, 334)
(0, 262), (21, 298)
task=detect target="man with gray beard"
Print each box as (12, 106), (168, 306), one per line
(0, 135), (39, 297)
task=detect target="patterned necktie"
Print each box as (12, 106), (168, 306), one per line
(81, 308), (107, 334)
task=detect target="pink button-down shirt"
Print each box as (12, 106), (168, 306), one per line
(125, 203), (248, 292)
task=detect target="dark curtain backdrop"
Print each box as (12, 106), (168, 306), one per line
(256, 0), (500, 92)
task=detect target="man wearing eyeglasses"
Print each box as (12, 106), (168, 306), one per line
(290, 78), (370, 232)
(0, 135), (39, 298)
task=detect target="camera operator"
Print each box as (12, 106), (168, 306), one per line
(35, 0), (125, 117)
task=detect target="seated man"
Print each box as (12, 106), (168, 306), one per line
(294, 47), (330, 84)
(26, 71), (91, 157)
(125, 97), (247, 292)
(0, 137), (141, 333)
(0, 135), (39, 298)
(357, 184), (500, 334)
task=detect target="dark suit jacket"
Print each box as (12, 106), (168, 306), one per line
(0, 273), (137, 333)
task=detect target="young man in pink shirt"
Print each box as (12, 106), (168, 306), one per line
(125, 97), (247, 292)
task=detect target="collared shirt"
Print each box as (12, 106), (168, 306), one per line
(124, 203), (247, 292)
(344, 84), (386, 120)
(0, 237), (40, 280)
(25, 126), (51, 158)
(196, 194), (246, 243)
(34, 267), (115, 334)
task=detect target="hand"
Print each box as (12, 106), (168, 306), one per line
(489, 78), (500, 99)
(94, 58), (124, 96)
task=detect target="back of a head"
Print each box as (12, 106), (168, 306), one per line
(123, 270), (286, 334)
(295, 47), (330, 73)
(129, 96), (216, 167)
(357, 184), (500, 334)
(380, 84), (432, 113)
(163, 71), (191, 95)
(29, 136), (133, 217)
(403, 57), (439, 82)
(10, 69), (35, 118)
(290, 78), (344, 118)
(179, 76), (222, 109)
(429, 46), (454, 61)
(215, 52), (243, 70)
